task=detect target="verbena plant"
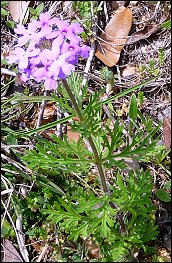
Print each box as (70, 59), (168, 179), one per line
(20, 72), (164, 261)
(4, 10), (168, 262)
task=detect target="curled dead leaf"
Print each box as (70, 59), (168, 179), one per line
(95, 6), (133, 67)
(126, 24), (160, 45)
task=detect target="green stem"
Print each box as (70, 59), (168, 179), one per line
(62, 79), (109, 193)
(62, 79), (126, 233)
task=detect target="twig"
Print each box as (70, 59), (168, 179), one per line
(48, 1), (62, 15)
(16, 214), (30, 262)
(116, 64), (122, 83)
(1, 68), (17, 77)
(103, 1), (109, 24)
(36, 245), (49, 262)
(1, 176), (14, 228)
(36, 90), (47, 129)
(19, 1), (30, 25)
(82, 2), (97, 87)
(1, 153), (33, 174)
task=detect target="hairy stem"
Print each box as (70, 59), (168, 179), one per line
(62, 79), (126, 233)
(62, 79), (109, 193)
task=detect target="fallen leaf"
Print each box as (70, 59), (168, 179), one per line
(126, 24), (160, 45)
(163, 117), (171, 148)
(2, 239), (23, 262)
(121, 65), (136, 77)
(67, 125), (80, 143)
(8, 1), (29, 23)
(42, 102), (57, 125)
(83, 238), (100, 259)
(95, 6), (133, 67)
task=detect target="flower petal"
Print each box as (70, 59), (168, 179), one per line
(44, 77), (57, 90)
(14, 24), (26, 35)
(49, 60), (60, 76)
(18, 56), (28, 69)
(40, 25), (52, 35)
(39, 12), (50, 23)
(60, 61), (75, 75)
(32, 67), (47, 81)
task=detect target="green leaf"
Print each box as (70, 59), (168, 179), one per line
(1, 58), (8, 65)
(161, 20), (171, 29)
(1, 1), (9, 7)
(163, 181), (171, 190)
(129, 94), (137, 131)
(155, 189), (171, 202)
(14, 114), (74, 137)
(5, 20), (15, 28)
(36, 3), (44, 14)
(1, 7), (8, 16)
(38, 181), (65, 196)
(116, 172), (127, 193)
(1, 217), (15, 238)
(29, 7), (37, 15)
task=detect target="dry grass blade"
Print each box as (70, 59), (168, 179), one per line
(95, 6), (133, 66)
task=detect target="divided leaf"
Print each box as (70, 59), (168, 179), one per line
(95, 6), (132, 66)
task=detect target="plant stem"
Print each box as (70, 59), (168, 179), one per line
(62, 79), (126, 233)
(62, 79), (109, 193)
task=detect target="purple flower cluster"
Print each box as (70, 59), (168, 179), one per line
(7, 12), (90, 90)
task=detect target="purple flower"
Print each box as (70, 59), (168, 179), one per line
(37, 12), (54, 35)
(7, 47), (40, 69)
(7, 12), (91, 91)
(49, 51), (75, 78)
(15, 20), (40, 46)
(56, 20), (82, 44)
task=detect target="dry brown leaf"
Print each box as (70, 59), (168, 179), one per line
(8, 1), (29, 23)
(42, 102), (57, 125)
(126, 24), (160, 45)
(163, 117), (171, 148)
(2, 239), (23, 262)
(67, 125), (80, 143)
(83, 238), (100, 259)
(121, 65), (136, 77)
(95, 6), (133, 67)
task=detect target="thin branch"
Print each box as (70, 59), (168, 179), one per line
(36, 90), (47, 129)
(1, 68), (17, 76)
(82, 2), (97, 87)
(103, 1), (109, 24)
(36, 245), (49, 262)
